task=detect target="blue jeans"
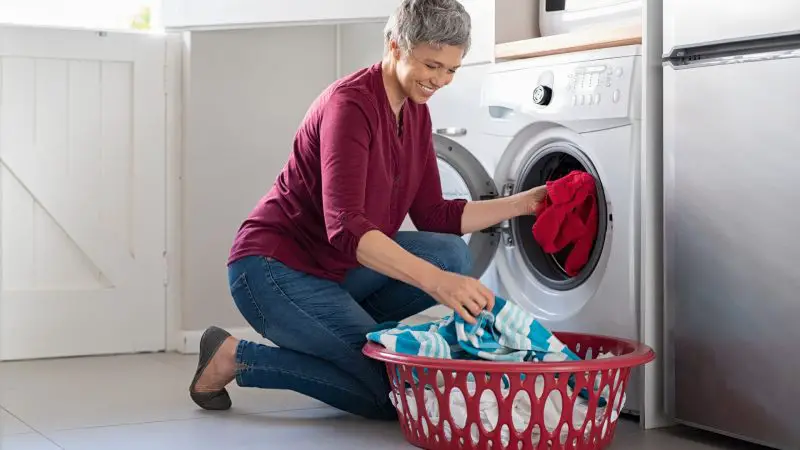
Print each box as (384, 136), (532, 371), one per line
(228, 231), (472, 420)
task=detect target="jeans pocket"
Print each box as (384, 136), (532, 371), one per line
(229, 271), (268, 334)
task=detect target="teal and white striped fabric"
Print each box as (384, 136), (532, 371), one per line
(366, 296), (580, 363)
(366, 296), (608, 405)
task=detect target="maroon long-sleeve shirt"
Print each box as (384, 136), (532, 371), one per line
(228, 63), (467, 282)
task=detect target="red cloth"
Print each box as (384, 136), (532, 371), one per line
(532, 170), (598, 277)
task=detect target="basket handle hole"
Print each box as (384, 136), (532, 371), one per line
(479, 389), (500, 432)
(469, 423), (480, 445)
(448, 387), (468, 429)
(544, 390), (563, 433)
(511, 389), (531, 433)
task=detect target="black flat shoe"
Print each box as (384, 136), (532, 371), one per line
(189, 326), (233, 410)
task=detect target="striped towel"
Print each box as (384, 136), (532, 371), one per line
(367, 296), (580, 363)
(366, 296), (607, 406)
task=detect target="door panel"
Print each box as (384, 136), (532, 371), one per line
(664, 0), (800, 53)
(0, 25), (171, 360)
(459, 0), (495, 66)
(664, 56), (800, 448)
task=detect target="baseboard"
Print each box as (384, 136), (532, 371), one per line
(178, 327), (275, 354)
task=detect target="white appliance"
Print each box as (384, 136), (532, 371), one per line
(539, 0), (641, 37)
(429, 46), (644, 414)
(663, 1), (800, 449)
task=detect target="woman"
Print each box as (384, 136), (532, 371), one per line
(188, 0), (547, 420)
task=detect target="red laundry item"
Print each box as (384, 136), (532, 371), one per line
(532, 170), (599, 277)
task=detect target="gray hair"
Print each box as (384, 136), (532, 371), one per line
(384, 0), (472, 55)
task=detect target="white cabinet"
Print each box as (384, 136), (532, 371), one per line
(460, 0), (496, 66)
(461, 0), (538, 66)
(162, 0), (400, 30)
(162, 0), (536, 66)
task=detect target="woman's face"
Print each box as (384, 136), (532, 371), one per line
(393, 43), (464, 104)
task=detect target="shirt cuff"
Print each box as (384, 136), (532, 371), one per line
(449, 199), (469, 235)
(331, 211), (380, 258)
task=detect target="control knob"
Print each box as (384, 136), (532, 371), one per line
(532, 85), (553, 106)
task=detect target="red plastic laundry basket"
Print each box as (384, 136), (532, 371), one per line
(363, 331), (655, 450)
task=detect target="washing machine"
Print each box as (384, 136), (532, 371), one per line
(427, 45), (644, 415)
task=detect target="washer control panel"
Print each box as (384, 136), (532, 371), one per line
(568, 63), (627, 108)
(482, 51), (640, 124)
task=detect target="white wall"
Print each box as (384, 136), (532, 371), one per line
(495, 0), (540, 43)
(181, 24), (386, 332)
(337, 22), (385, 76)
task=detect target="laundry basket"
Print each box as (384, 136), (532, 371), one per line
(363, 332), (655, 450)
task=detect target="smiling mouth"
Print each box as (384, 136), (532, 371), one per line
(417, 82), (436, 95)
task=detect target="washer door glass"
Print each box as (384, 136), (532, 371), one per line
(513, 141), (608, 291)
(493, 123), (611, 320)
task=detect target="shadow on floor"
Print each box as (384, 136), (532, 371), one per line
(659, 425), (776, 450)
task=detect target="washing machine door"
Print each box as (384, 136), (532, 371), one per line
(432, 133), (501, 282)
(492, 122), (611, 322)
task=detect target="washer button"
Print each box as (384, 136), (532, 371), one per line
(612, 90), (621, 103)
(615, 67), (624, 77)
(572, 95), (578, 106)
(594, 94), (601, 104)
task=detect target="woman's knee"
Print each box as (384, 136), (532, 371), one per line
(397, 232), (473, 276)
(435, 234), (472, 275)
(441, 235), (473, 276)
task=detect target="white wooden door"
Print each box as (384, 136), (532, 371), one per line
(0, 26), (169, 360)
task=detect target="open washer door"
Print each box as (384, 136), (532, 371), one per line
(432, 133), (501, 282)
(492, 122), (611, 322)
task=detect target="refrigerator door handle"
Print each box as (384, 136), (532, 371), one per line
(664, 33), (800, 69)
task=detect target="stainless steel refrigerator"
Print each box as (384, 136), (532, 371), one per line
(662, 1), (800, 449)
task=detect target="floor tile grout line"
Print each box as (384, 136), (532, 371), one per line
(37, 405), (331, 434)
(0, 405), (65, 449)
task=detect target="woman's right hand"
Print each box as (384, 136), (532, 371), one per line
(424, 270), (495, 324)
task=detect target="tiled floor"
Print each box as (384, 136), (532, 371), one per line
(0, 352), (767, 450)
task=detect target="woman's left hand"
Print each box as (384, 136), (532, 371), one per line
(516, 185), (548, 216)
(460, 184), (548, 234)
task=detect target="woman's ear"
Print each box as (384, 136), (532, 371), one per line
(390, 40), (402, 61)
